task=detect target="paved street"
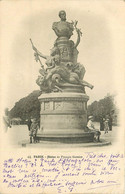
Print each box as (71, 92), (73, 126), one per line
(4, 122), (119, 149)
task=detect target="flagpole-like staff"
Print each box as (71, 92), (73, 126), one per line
(30, 38), (44, 69)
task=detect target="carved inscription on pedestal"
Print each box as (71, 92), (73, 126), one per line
(63, 101), (83, 110)
(44, 102), (50, 110)
(54, 101), (63, 110)
(41, 102), (44, 111)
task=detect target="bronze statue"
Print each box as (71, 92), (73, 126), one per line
(52, 10), (74, 39)
(30, 10), (93, 93)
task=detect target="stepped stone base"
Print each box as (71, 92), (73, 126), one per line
(36, 132), (94, 143)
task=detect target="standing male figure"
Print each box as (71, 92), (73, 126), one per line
(27, 118), (32, 131)
(100, 115), (104, 131)
(104, 115), (109, 134)
(29, 118), (39, 143)
(108, 113), (113, 131)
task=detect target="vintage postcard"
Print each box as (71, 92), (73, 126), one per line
(0, 0), (125, 193)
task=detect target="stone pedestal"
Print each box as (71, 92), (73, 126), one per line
(31, 11), (95, 143)
(37, 92), (94, 143)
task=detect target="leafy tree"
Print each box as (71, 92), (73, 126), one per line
(9, 90), (42, 122)
(87, 94), (116, 121)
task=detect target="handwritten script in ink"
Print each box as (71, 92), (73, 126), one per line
(2, 152), (124, 193)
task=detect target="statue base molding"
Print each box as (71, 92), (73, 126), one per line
(37, 92), (94, 143)
(36, 133), (94, 143)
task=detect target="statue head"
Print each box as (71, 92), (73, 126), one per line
(59, 10), (66, 21)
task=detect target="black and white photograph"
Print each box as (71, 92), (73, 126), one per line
(0, 0), (125, 193)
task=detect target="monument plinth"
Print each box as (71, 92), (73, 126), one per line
(31, 10), (94, 143)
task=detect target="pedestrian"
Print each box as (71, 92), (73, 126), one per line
(87, 116), (95, 130)
(108, 113), (113, 131)
(3, 108), (11, 133)
(104, 115), (109, 134)
(29, 118), (39, 143)
(99, 115), (104, 131)
(87, 116), (101, 142)
(27, 118), (32, 131)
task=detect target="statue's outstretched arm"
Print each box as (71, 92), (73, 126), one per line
(36, 50), (48, 60)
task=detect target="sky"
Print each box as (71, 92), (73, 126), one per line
(1, 0), (125, 111)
